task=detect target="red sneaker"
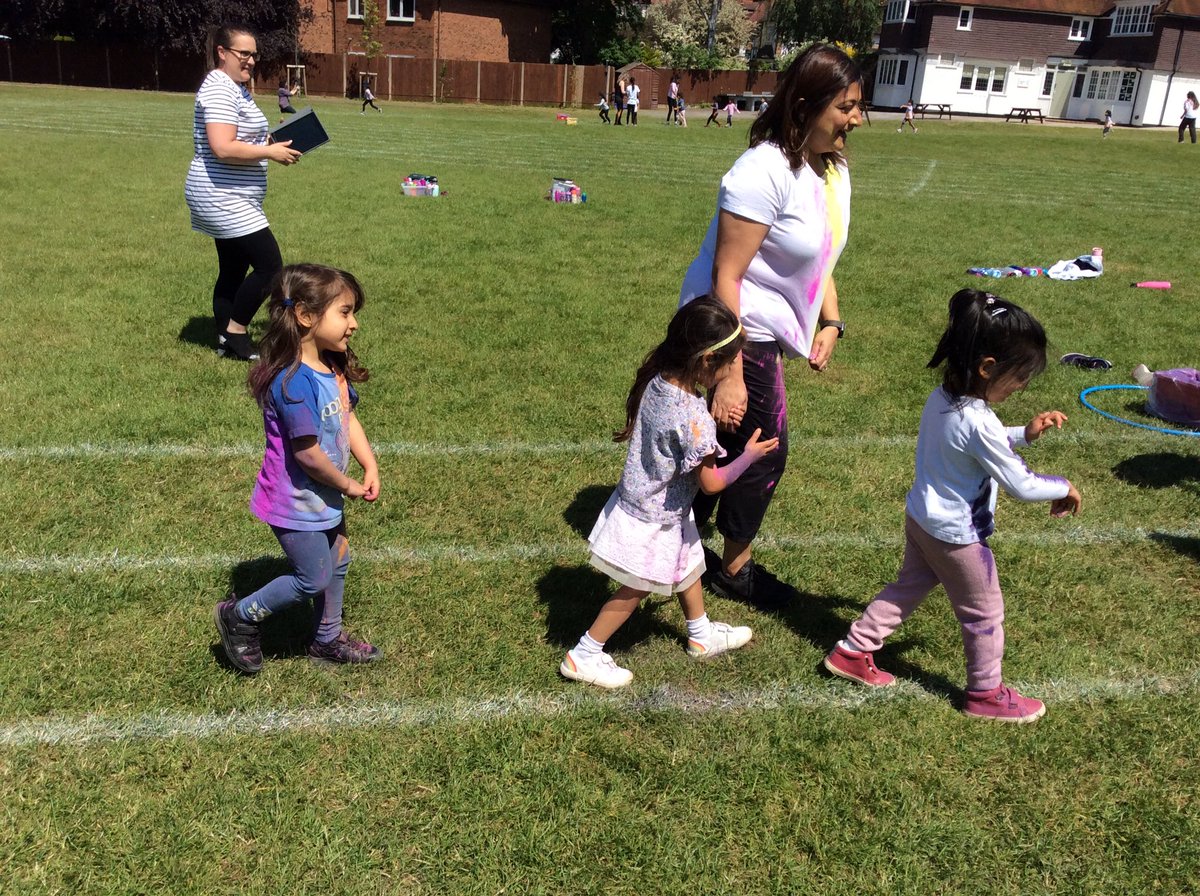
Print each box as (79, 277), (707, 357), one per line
(823, 643), (895, 687)
(963, 685), (1046, 723)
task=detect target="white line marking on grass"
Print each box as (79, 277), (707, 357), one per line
(2, 670), (1197, 748)
(907, 160), (938, 196)
(4, 527), (1196, 576)
(0, 429), (1165, 463)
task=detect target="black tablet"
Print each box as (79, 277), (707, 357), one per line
(269, 107), (329, 154)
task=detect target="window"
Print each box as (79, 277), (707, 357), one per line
(884, 0), (913, 24)
(348, 0), (363, 18)
(1085, 67), (1139, 101)
(1069, 17), (1092, 41)
(387, 0), (415, 22)
(934, 53), (957, 68)
(957, 7), (973, 30)
(959, 64), (1006, 94)
(877, 57), (910, 86)
(1017, 58), (1035, 73)
(1110, 3), (1154, 37)
(1041, 71), (1055, 97)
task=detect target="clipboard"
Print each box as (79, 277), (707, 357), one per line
(269, 106), (329, 154)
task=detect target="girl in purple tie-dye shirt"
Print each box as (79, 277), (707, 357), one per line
(215, 264), (381, 675)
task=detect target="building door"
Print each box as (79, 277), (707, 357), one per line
(1047, 65), (1075, 118)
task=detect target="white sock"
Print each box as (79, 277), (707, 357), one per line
(574, 632), (605, 658)
(686, 613), (712, 641)
(840, 637), (868, 654)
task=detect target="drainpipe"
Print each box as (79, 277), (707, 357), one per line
(1160, 25), (1184, 126)
(1129, 67), (1143, 126)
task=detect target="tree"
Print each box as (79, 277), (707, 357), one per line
(359, 0), (383, 65)
(769, 0), (881, 53)
(549, 0), (642, 65)
(643, 0), (753, 69)
(0, 0), (308, 63)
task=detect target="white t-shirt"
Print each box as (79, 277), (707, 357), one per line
(1184, 98), (1198, 120)
(627, 83), (640, 108)
(680, 142), (851, 359)
(185, 69), (269, 239)
(906, 388), (1070, 545)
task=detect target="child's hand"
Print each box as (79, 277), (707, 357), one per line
(1026, 410), (1067, 442)
(361, 469), (381, 502)
(1050, 483), (1082, 518)
(744, 427), (780, 460)
(343, 479), (368, 499)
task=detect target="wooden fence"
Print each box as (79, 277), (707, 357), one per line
(0, 40), (778, 108)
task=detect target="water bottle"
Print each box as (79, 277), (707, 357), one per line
(1089, 247), (1103, 273)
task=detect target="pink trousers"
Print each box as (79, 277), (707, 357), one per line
(848, 515), (1005, 691)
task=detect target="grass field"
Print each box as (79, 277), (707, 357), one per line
(1, 82), (1198, 895)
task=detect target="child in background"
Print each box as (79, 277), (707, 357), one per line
(676, 94), (687, 127)
(823, 289), (1081, 723)
(278, 80), (299, 115)
(723, 97), (739, 127)
(560, 298), (779, 689)
(597, 92), (611, 124)
(215, 264), (382, 675)
(361, 83), (381, 114)
(898, 99), (918, 133)
(705, 98), (722, 127)
(1102, 109), (1114, 137)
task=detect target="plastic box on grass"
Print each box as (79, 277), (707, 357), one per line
(403, 174), (439, 197)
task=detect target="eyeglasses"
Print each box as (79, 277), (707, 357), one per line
(221, 47), (260, 62)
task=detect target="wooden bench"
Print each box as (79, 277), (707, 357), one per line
(1006, 107), (1044, 123)
(914, 103), (952, 120)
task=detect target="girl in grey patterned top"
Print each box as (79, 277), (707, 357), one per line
(560, 298), (780, 689)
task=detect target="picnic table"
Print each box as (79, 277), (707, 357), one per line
(732, 92), (772, 112)
(914, 103), (952, 120)
(1006, 107), (1044, 123)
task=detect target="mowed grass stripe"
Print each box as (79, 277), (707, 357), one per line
(6, 526), (1196, 575)
(3, 670), (1197, 748)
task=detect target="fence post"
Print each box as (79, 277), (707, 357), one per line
(519, 62), (524, 106)
(56, 40), (62, 84)
(432, 56), (437, 103)
(477, 59), (481, 104)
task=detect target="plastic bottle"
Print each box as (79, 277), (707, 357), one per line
(431, 183), (439, 197)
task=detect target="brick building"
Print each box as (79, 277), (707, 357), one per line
(301, 0), (554, 63)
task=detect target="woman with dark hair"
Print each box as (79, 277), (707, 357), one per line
(185, 24), (301, 360)
(1179, 90), (1198, 143)
(679, 44), (864, 607)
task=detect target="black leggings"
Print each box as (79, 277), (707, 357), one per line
(212, 226), (282, 333)
(1180, 117), (1196, 143)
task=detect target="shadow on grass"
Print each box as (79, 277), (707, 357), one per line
(210, 556), (320, 674)
(562, 483), (614, 539)
(179, 315), (216, 351)
(1148, 532), (1200, 564)
(1112, 452), (1200, 490)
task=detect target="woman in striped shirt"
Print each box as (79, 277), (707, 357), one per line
(185, 24), (301, 360)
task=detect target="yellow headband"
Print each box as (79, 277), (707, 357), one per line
(698, 322), (742, 356)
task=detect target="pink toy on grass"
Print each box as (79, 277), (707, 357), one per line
(1133, 281), (1171, 289)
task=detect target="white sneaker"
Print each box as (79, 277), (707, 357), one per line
(897, 127), (903, 132)
(687, 620), (752, 658)
(560, 649), (633, 689)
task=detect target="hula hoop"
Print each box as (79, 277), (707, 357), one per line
(1079, 384), (1200, 437)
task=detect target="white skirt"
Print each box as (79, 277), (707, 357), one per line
(587, 491), (705, 595)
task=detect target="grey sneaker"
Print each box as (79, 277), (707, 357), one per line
(214, 595), (262, 674)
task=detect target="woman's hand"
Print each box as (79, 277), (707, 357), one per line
(710, 372), (748, 431)
(1025, 410), (1067, 442)
(808, 328), (839, 372)
(266, 140), (302, 165)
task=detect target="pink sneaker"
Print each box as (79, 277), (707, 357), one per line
(963, 685), (1046, 723)
(823, 643), (895, 687)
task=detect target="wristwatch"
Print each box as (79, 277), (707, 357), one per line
(820, 319), (845, 339)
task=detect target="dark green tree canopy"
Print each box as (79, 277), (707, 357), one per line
(770, 0), (881, 52)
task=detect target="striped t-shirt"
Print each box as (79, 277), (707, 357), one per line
(184, 69), (270, 239)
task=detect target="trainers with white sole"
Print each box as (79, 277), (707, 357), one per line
(686, 620), (752, 659)
(560, 649), (633, 689)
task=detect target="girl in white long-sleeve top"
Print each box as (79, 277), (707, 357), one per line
(824, 289), (1082, 723)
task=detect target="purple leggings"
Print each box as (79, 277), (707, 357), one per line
(848, 515), (1006, 691)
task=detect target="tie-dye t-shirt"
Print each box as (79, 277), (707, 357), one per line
(680, 142), (850, 359)
(250, 363), (358, 531)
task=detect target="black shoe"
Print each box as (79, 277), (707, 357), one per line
(214, 595), (263, 674)
(217, 330), (259, 361)
(1059, 353), (1112, 370)
(708, 560), (793, 610)
(307, 631), (382, 666)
